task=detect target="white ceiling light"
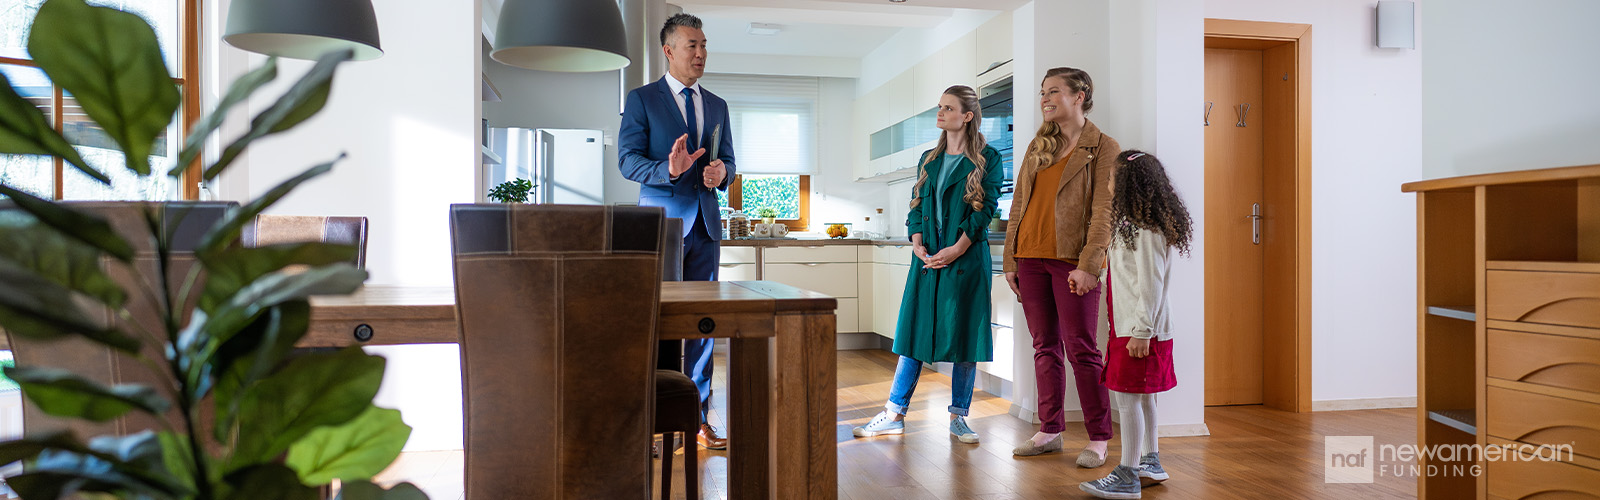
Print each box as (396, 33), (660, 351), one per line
(748, 22), (783, 36)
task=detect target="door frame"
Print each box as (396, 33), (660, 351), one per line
(1204, 18), (1313, 413)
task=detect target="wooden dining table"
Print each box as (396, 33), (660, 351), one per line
(302, 280), (839, 500)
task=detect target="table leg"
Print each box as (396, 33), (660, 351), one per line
(729, 336), (771, 499)
(774, 312), (837, 499)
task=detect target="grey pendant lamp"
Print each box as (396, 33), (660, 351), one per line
(224, 0), (384, 61)
(492, 0), (631, 72)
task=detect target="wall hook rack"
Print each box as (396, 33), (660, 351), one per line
(1204, 101), (1213, 126)
(1235, 103), (1251, 127)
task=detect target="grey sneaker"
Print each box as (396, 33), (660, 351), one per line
(950, 416), (979, 444)
(1138, 452), (1168, 482)
(852, 411), (904, 437)
(1079, 464), (1141, 499)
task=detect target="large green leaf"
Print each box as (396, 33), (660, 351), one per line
(229, 347), (385, 471)
(87, 431), (193, 497)
(206, 49), (353, 180)
(0, 72), (102, 183)
(26, 0), (181, 176)
(285, 406), (411, 486)
(0, 430), (90, 464)
(7, 449), (177, 499)
(335, 481), (428, 500)
(169, 58), (279, 178)
(199, 158), (341, 256)
(6, 366), (169, 422)
(0, 210), (127, 309)
(220, 464), (319, 500)
(202, 263), (366, 349)
(0, 184), (135, 262)
(0, 259), (139, 352)
(156, 431), (196, 492)
(211, 301), (313, 442)
(199, 242), (358, 314)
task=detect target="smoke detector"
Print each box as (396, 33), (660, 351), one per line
(747, 22), (783, 36)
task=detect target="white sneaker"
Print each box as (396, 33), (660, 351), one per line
(949, 416), (979, 443)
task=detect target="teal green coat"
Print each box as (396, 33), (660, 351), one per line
(892, 145), (1005, 363)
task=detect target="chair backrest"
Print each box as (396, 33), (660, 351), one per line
(2, 202), (236, 438)
(661, 218), (683, 282)
(243, 215), (369, 269)
(449, 204), (664, 499)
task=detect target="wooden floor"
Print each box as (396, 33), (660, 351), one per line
(373, 348), (1419, 499)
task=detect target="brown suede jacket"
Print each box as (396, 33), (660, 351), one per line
(1002, 119), (1121, 276)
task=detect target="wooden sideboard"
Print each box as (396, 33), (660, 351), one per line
(1403, 164), (1600, 499)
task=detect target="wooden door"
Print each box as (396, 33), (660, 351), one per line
(1205, 48), (1266, 406)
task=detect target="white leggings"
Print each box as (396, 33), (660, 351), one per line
(1112, 390), (1159, 468)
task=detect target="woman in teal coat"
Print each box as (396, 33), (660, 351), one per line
(853, 85), (1005, 444)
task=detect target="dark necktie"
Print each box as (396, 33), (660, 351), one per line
(681, 87), (699, 152)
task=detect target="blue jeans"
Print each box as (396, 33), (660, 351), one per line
(886, 356), (977, 417)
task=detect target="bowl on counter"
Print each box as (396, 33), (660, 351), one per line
(825, 222), (851, 238)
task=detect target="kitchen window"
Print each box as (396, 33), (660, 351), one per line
(700, 73), (817, 231)
(0, 0), (202, 201)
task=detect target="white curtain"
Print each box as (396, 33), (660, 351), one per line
(697, 73), (818, 175)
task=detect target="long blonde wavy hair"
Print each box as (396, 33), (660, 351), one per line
(1023, 67), (1094, 170)
(911, 85), (989, 212)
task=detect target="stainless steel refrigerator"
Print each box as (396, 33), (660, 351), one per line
(487, 127), (606, 204)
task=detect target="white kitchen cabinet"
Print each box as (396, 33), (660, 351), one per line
(717, 263), (759, 281)
(834, 297), (859, 335)
(720, 246), (757, 264)
(764, 245), (856, 263)
(856, 247), (874, 333)
(763, 263), (858, 298)
(913, 51), (944, 105)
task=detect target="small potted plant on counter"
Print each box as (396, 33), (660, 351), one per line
(755, 207), (777, 225)
(488, 178), (534, 204)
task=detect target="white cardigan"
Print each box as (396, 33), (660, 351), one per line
(1107, 228), (1173, 341)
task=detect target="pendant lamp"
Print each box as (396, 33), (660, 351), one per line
(492, 0), (631, 72)
(224, 0), (384, 61)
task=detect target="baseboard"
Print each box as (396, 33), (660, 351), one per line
(1312, 397), (1417, 412)
(877, 334), (894, 351)
(836, 333), (881, 350)
(1008, 404), (1084, 425)
(1158, 423), (1211, 437)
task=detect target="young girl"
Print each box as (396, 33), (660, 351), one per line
(1079, 150), (1191, 499)
(852, 85), (1004, 443)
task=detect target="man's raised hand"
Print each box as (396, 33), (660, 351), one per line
(669, 133), (706, 177)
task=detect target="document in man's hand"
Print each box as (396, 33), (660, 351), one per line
(709, 123), (722, 160)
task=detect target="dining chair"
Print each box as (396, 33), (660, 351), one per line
(449, 204), (664, 499)
(2, 202), (237, 438)
(653, 217), (699, 500)
(243, 214), (369, 269)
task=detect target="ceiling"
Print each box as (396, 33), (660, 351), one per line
(678, 0), (1021, 58)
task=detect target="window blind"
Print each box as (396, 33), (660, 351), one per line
(697, 73), (818, 174)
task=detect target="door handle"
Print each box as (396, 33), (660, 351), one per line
(1247, 202), (1262, 245)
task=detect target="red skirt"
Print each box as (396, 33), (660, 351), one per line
(1102, 336), (1176, 394)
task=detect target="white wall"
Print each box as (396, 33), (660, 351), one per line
(1422, 0), (1600, 178)
(1200, 0), (1422, 404)
(208, 0), (479, 452)
(810, 78), (890, 233)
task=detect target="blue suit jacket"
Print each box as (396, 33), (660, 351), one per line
(619, 77), (736, 240)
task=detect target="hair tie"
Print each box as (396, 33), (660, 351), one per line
(1126, 153), (1146, 161)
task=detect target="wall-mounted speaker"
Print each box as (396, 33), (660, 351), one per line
(1377, 1), (1415, 49)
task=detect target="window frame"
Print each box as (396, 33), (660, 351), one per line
(0, 0), (202, 201)
(727, 174), (810, 232)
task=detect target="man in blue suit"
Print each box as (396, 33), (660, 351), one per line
(619, 12), (734, 450)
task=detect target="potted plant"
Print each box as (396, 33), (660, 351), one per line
(487, 178), (533, 204)
(755, 207), (777, 225)
(0, 1), (422, 498)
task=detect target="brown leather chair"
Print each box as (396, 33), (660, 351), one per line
(2, 202), (237, 438)
(243, 215), (368, 269)
(653, 217), (699, 500)
(449, 204), (664, 499)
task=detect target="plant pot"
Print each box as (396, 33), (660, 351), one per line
(763, 217), (775, 225)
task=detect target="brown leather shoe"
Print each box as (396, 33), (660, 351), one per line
(697, 423), (728, 450)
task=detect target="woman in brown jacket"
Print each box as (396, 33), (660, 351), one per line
(1003, 67), (1121, 465)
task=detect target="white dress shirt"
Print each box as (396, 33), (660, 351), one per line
(662, 75), (705, 144)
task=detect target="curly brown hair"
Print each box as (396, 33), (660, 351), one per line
(1112, 150), (1193, 256)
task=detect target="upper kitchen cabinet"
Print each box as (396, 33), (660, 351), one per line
(973, 15), (1012, 78)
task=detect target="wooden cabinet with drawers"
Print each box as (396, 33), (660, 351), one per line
(1404, 165), (1600, 499)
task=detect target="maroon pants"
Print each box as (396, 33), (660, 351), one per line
(1016, 258), (1113, 439)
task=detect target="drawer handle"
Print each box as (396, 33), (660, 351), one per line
(806, 246), (822, 248)
(719, 263), (743, 267)
(804, 263), (821, 267)
(353, 324), (374, 342)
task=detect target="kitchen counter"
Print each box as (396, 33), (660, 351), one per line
(722, 237), (1006, 273)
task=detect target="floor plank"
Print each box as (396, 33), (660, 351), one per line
(376, 347), (1419, 499)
